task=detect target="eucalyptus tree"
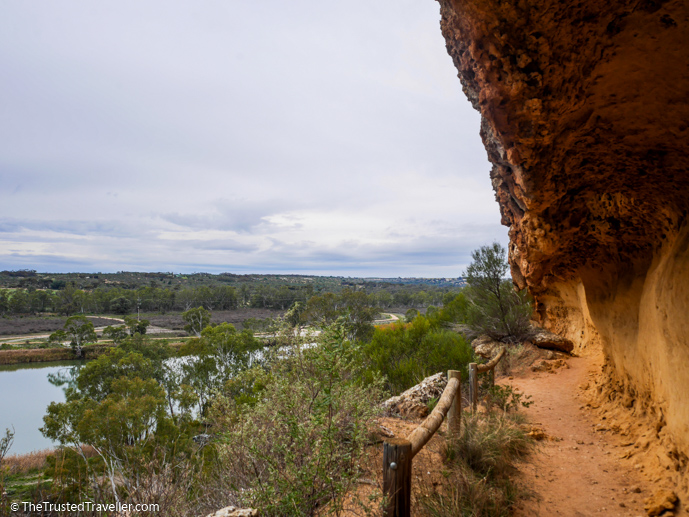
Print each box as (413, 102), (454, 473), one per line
(464, 242), (533, 343)
(48, 315), (98, 358)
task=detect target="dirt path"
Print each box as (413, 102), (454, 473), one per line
(373, 312), (400, 325)
(508, 356), (650, 516)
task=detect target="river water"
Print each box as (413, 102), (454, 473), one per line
(0, 361), (82, 456)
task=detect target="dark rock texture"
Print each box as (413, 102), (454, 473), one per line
(435, 0), (689, 496)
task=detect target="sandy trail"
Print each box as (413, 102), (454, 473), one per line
(509, 356), (650, 516)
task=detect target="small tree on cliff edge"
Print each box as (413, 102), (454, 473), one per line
(464, 242), (533, 344)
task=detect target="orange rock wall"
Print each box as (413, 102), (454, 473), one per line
(436, 0), (689, 484)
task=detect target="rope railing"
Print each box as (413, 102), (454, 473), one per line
(383, 348), (506, 517)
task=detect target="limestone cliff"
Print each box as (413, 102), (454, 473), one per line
(436, 0), (689, 493)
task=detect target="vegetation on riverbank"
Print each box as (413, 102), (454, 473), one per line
(0, 345), (110, 366)
(0, 246), (535, 515)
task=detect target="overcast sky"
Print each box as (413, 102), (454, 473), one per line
(0, 0), (507, 277)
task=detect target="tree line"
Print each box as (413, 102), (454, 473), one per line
(0, 283), (457, 316)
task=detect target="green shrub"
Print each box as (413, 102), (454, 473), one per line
(363, 316), (473, 395)
(208, 323), (383, 516)
(485, 384), (533, 413)
(404, 308), (419, 323)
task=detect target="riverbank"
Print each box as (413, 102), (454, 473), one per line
(0, 346), (110, 365)
(0, 341), (187, 366)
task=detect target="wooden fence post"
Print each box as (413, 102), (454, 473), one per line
(383, 438), (412, 517)
(447, 370), (461, 438)
(469, 363), (478, 412)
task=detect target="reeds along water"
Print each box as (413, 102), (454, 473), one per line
(1, 446), (98, 476)
(1, 449), (52, 475)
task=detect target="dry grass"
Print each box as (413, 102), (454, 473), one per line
(0, 347), (73, 365)
(0, 344), (115, 365)
(1, 449), (52, 475)
(1, 446), (103, 476)
(418, 411), (533, 517)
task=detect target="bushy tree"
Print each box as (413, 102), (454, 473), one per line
(178, 323), (262, 414)
(103, 325), (128, 344)
(48, 315), (97, 358)
(41, 338), (197, 512)
(124, 316), (150, 336)
(405, 308), (419, 323)
(464, 242), (533, 343)
(110, 296), (131, 315)
(363, 316), (473, 394)
(208, 324), (382, 516)
(182, 306), (211, 337)
(303, 288), (379, 341)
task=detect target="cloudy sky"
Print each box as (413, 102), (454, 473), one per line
(0, 0), (507, 277)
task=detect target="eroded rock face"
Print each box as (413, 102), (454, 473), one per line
(435, 0), (689, 493)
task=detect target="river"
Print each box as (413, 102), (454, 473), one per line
(0, 361), (82, 456)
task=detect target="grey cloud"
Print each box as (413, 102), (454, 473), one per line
(0, 0), (502, 276)
(0, 218), (146, 239)
(160, 198), (293, 233)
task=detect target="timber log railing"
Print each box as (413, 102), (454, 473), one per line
(383, 348), (506, 517)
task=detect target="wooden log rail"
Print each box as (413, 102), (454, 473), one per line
(383, 348), (506, 516)
(470, 347), (505, 410)
(477, 346), (505, 373)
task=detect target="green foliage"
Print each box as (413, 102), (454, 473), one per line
(50, 279), (67, 290)
(48, 315), (97, 358)
(405, 308), (419, 322)
(209, 323), (383, 516)
(485, 384), (533, 413)
(363, 316), (473, 394)
(110, 296), (131, 315)
(124, 316), (150, 335)
(40, 336), (198, 509)
(0, 270), (468, 317)
(283, 301), (306, 327)
(242, 316), (279, 333)
(437, 292), (469, 324)
(103, 325), (128, 344)
(179, 323), (263, 414)
(303, 288), (379, 341)
(182, 306), (211, 337)
(465, 243), (533, 343)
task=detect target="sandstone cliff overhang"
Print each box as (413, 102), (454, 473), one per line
(435, 0), (689, 493)
(436, 0), (688, 299)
